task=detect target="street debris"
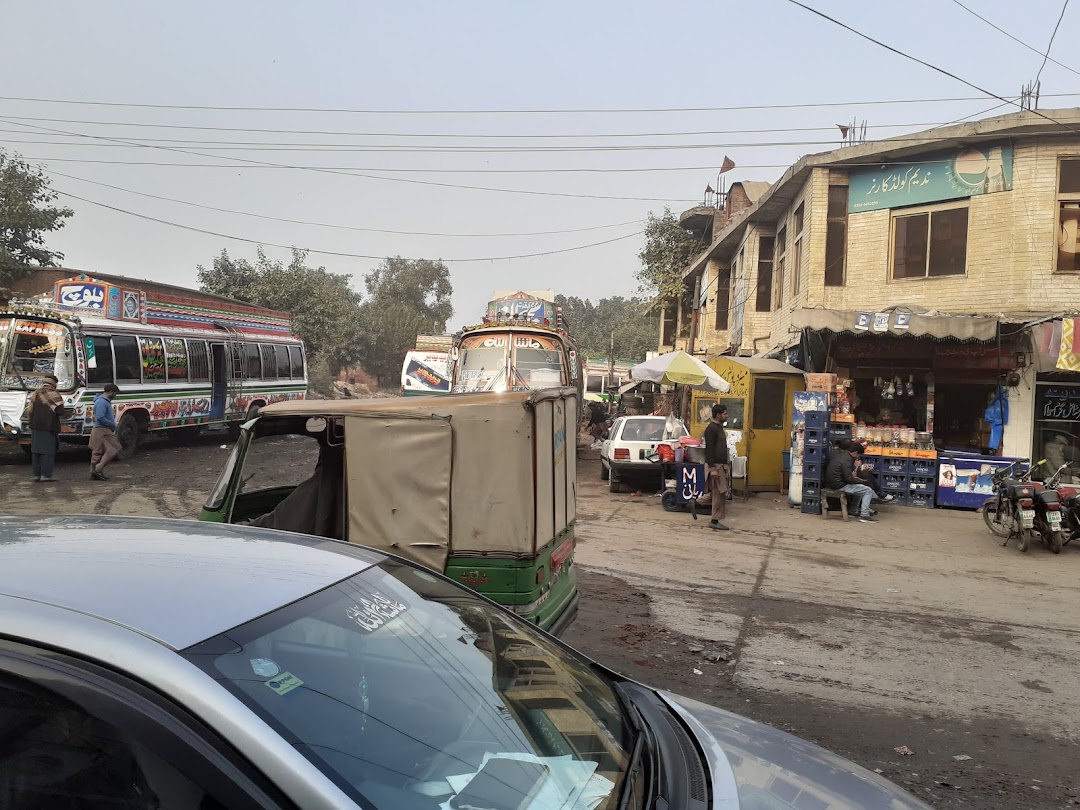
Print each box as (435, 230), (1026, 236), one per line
(772, 660), (786, 666)
(886, 588), (900, 593)
(953, 754), (972, 762)
(693, 668), (703, 675)
(687, 643), (705, 653)
(894, 745), (916, 756)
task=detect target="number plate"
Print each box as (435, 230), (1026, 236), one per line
(1020, 509), (1036, 528)
(1049, 511), (1062, 526)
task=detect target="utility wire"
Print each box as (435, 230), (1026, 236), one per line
(46, 169), (642, 238)
(782, 0), (1080, 138)
(55, 188), (645, 263)
(1037, 0), (1072, 84)
(947, 0), (1080, 79)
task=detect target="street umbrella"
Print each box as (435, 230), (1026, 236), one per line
(630, 351), (730, 392)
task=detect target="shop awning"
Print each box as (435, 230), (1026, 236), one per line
(792, 307), (999, 342)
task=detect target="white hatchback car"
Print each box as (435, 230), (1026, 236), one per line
(601, 415), (689, 492)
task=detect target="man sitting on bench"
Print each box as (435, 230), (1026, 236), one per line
(825, 439), (877, 523)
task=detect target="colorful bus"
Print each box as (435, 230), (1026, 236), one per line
(0, 274), (306, 457)
(399, 335), (452, 396)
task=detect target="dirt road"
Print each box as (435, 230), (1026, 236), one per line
(2, 438), (1078, 808)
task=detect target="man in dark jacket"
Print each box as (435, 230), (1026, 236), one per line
(825, 440), (877, 522)
(704, 403), (730, 531)
(28, 375), (64, 482)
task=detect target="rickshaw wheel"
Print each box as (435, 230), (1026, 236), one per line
(661, 490), (681, 512)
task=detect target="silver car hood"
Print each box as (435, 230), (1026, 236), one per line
(660, 693), (933, 810)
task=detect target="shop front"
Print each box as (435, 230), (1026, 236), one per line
(689, 356), (804, 491)
(1033, 319), (1080, 483)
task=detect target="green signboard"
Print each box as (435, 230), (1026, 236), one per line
(848, 142), (1013, 213)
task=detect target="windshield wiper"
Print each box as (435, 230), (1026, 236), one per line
(615, 684), (654, 810)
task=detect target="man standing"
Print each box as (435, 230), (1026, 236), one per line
(704, 403), (730, 531)
(90, 384), (122, 481)
(28, 374), (65, 482)
(825, 440), (877, 523)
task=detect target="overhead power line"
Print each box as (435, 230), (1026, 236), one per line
(54, 188), (644, 263)
(1037, 0), (1072, 84)
(0, 92), (1074, 115)
(46, 169), (642, 238)
(947, 0), (1080, 79)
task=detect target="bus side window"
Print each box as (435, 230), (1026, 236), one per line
(112, 336), (141, 383)
(275, 345), (290, 379)
(244, 343), (262, 379)
(187, 341), (210, 382)
(86, 336), (114, 385)
(289, 346), (304, 379)
(260, 345), (277, 380)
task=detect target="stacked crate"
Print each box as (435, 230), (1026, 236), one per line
(870, 448), (937, 508)
(800, 411), (828, 514)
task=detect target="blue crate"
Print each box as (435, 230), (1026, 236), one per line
(803, 411), (828, 429)
(881, 456), (908, 474)
(803, 480), (821, 499)
(803, 460), (823, 481)
(906, 491), (935, 508)
(804, 428), (826, 447)
(908, 474), (936, 493)
(829, 423), (854, 441)
(908, 457), (938, 476)
(882, 473), (908, 492)
(860, 455), (880, 472)
(801, 497), (821, 515)
(803, 444), (824, 464)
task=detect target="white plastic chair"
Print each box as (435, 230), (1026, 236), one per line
(729, 456), (749, 502)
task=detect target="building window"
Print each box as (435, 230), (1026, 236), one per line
(1057, 159), (1080, 272)
(825, 185), (848, 286)
(187, 340), (210, 382)
(892, 204), (969, 279)
(111, 336), (141, 383)
(774, 226), (787, 309)
(792, 204), (804, 297)
(756, 236), (774, 312)
(661, 305), (676, 346)
(715, 266), (731, 331)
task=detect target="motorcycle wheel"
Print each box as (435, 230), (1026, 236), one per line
(1049, 530), (1063, 554)
(1017, 527), (1032, 553)
(982, 498), (1012, 538)
(661, 490), (681, 512)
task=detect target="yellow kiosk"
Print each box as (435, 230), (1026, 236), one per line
(689, 357), (804, 492)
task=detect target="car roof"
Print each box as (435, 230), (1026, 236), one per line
(0, 516), (381, 651)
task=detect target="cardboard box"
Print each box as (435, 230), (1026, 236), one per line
(910, 449), (938, 460)
(805, 373), (838, 392)
(831, 413), (855, 423)
(882, 447), (911, 458)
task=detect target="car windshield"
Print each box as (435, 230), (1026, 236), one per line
(1, 317), (77, 391)
(182, 560), (631, 810)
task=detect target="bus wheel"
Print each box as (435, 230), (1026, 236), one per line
(116, 413), (141, 460)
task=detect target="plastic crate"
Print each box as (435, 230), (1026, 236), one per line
(803, 480), (821, 499)
(882, 474), (908, 492)
(907, 491), (935, 508)
(881, 456), (908, 475)
(803, 444), (824, 464)
(803, 411), (828, 429)
(908, 474), (936, 493)
(829, 423), (854, 441)
(801, 497), (821, 515)
(804, 428), (826, 448)
(908, 457), (938, 476)
(803, 460), (823, 481)
(860, 455), (880, 472)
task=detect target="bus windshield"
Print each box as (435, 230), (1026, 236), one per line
(455, 345), (507, 392)
(513, 345), (565, 390)
(0, 317), (77, 391)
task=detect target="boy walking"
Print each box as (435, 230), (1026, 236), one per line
(90, 384), (122, 480)
(704, 403), (730, 531)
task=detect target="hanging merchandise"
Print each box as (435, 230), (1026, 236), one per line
(984, 385), (1009, 451)
(906, 374), (915, 398)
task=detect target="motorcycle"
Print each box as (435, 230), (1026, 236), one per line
(981, 459), (1039, 552)
(1038, 462), (1080, 552)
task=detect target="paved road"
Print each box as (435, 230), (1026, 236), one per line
(2, 437), (1078, 807)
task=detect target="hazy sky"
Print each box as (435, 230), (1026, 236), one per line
(2, 1), (1076, 328)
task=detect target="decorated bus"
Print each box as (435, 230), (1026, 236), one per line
(399, 334), (452, 396)
(0, 274), (306, 457)
(451, 291), (583, 401)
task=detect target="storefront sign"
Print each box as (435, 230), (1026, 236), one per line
(872, 313), (890, 332)
(854, 311), (913, 332)
(1037, 386), (1080, 422)
(854, 312), (872, 331)
(56, 281), (106, 312)
(849, 142), (1013, 213)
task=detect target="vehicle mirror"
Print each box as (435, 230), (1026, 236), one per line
(305, 417), (328, 434)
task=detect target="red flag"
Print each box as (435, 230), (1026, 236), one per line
(719, 156), (735, 174)
(837, 124), (850, 139)
(705, 184), (715, 194)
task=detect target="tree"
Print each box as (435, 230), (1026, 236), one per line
(357, 257), (453, 385)
(197, 247), (365, 371)
(0, 152), (74, 291)
(556, 295), (657, 363)
(636, 207), (701, 303)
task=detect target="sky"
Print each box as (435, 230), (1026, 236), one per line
(3, 0), (1078, 329)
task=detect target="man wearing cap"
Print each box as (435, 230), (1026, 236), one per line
(703, 403), (730, 531)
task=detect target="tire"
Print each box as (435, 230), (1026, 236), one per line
(246, 403), (262, 421)
(661, 490), (681, 512)
(609, 473), (622, 494)
(1049, 530), (1063, 554)
(1017, 526), (1032, 553)
(982, 498), (1012, 538)
(116, 413), (141, 460)
(600, 459), (610, 481)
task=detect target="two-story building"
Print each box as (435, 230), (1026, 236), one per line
(661, 109), (1080, 462)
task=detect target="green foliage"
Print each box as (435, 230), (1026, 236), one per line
(556, 295), (657, 363)
(636, 207), (700, 303)
(197, 247), (364, 371)
(0, 152), (74, 290)
(358, 257), (453, 385)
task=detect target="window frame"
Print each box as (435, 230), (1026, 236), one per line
(85, 334), (115, 385)
(187, 339), (211, 383)
(889, 200), (970, 281)
(824, 185), (849, 286)
(111, 334), (143, 384)
(138, 335), (168, 383)
(774, 225), (787, 310)
(791, 203), (805, 298)
(288, 345), (305, 379)
(261, 345), (278, 380)
(164, 337), (189, 383)
(274, 344), (291, 379)
(1056, 158), (1080, 274)
(0, 640), (294, 810)
(245, 342), (263, 379)
(715, 262), (732, 332)
(756, 235), (775, 313)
